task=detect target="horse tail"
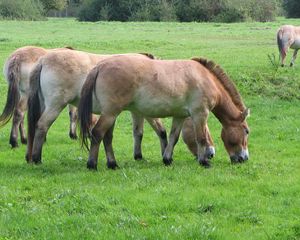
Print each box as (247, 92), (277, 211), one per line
(277, 28), (285, 57)
(0, 56), (21, 127)
(78, 66), (99, 151)
(27, 62), (44, 148)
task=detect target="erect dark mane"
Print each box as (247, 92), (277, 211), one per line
(192, 57), (245, 111)
(139, 52), (155, 59)
(64, 46), (75, 50)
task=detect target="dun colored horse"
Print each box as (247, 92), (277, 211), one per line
(277, 25), (300, 66)
(0, 46), (76, 148)
(78, 55), (250, 170)
(26, 49), (170, 168)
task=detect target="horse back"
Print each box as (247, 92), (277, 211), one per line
(93, 56), (219, 117)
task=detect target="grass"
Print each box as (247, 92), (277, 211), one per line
(0, 18), (300, 239)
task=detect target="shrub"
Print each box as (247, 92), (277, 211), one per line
(213, 7), (246, 23)
(0, 0), (44, 20)
(76, 0), (280, 22)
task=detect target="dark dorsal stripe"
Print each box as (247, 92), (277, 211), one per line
(192, 57), (245, 111)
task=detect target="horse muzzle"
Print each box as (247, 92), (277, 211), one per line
(205, 146), (215, 159)
(230, 149), (249, 163)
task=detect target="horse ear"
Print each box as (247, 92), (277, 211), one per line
(241, 108), (250, 121)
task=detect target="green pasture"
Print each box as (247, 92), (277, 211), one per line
(0, 18), (299, 239)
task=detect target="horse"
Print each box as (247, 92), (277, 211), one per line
(26, 49), (170, 169)
(277, 25), (300, 67)
(78, 55), (250, 170)
(0, 46), (77, 148)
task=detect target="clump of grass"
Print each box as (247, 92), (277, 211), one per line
(267, 53), (280, 77)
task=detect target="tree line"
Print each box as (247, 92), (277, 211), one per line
(0, 0), (299, 22)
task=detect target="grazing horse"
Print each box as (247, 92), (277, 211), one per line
(0, 46), (76, 148)
(78, 55), (250, 170)
(277, 25), (300, 67)
(26, 49), (169, 168)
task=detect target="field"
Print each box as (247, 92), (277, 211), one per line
(0, 18), (300, 239)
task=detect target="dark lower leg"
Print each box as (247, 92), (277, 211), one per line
(69, 105), (78, 139)
(290, 49), (298, 67)
(131, 113), (144, 160)
(87, 115), (117, 170)
(31, 128), (47, 164)
(146, 118), (168, 157)
(162, 118), (184, 165)
(9, 109), (23, 148)
(19, 113), (27, 144)
(103, 122), (118, 169)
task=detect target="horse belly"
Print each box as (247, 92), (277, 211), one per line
(129, 96), (189, 118)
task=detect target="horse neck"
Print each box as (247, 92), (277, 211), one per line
(212, 91), (242, 126)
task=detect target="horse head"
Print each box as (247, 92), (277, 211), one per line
(221, 108), (250, 163)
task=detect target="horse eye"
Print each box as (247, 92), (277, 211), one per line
(245, 128), (249, 135)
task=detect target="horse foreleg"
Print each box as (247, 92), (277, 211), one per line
(103, 121), (118, 169)
(87, 114), (117, 170)
(191, 111), (211, 167)
(131, 113), (144, 160)
(68, 105), (78, 139)
(9, 95), (27, 148)
(162, 117), (184, 166)
(145, 117), (168, 157)
(290, 49), (298, 67)
(182, 118), (215, 159)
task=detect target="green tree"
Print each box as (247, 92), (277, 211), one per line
(0, 0), (44, 20)
(283, 0), (300, 18)
(40, 0), (67, 13)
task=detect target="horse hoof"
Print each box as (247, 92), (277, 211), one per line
(31, 154), (42, 164)
(107, 161), (119, 170)
(21, 138), (27, 144)
(199, 159), (211, 168)
(87, 160), (97, 170)
(25, 153), (32, 163)
(163, 157), (173, 166)
(33, 159), (42, 165)
(134, 153), (143, 160)
(69, 132), (78, 140)
(10, 140), (18, 148)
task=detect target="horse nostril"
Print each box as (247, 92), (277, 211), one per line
(206, 147), (215, 159)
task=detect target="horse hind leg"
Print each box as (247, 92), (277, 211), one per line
(290, 49), (298, 67)
(19, 96), (28, 144)
(68, 105), (78, 139)
(31, 107), (65, 164)
(87, 114), (117, 170)
(145, 117), (168, 157)
(162, 117), (184, 166)
(9, 95), (27, 148)
(131, 113), (144, 160)
(103, 121), (118, 169)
